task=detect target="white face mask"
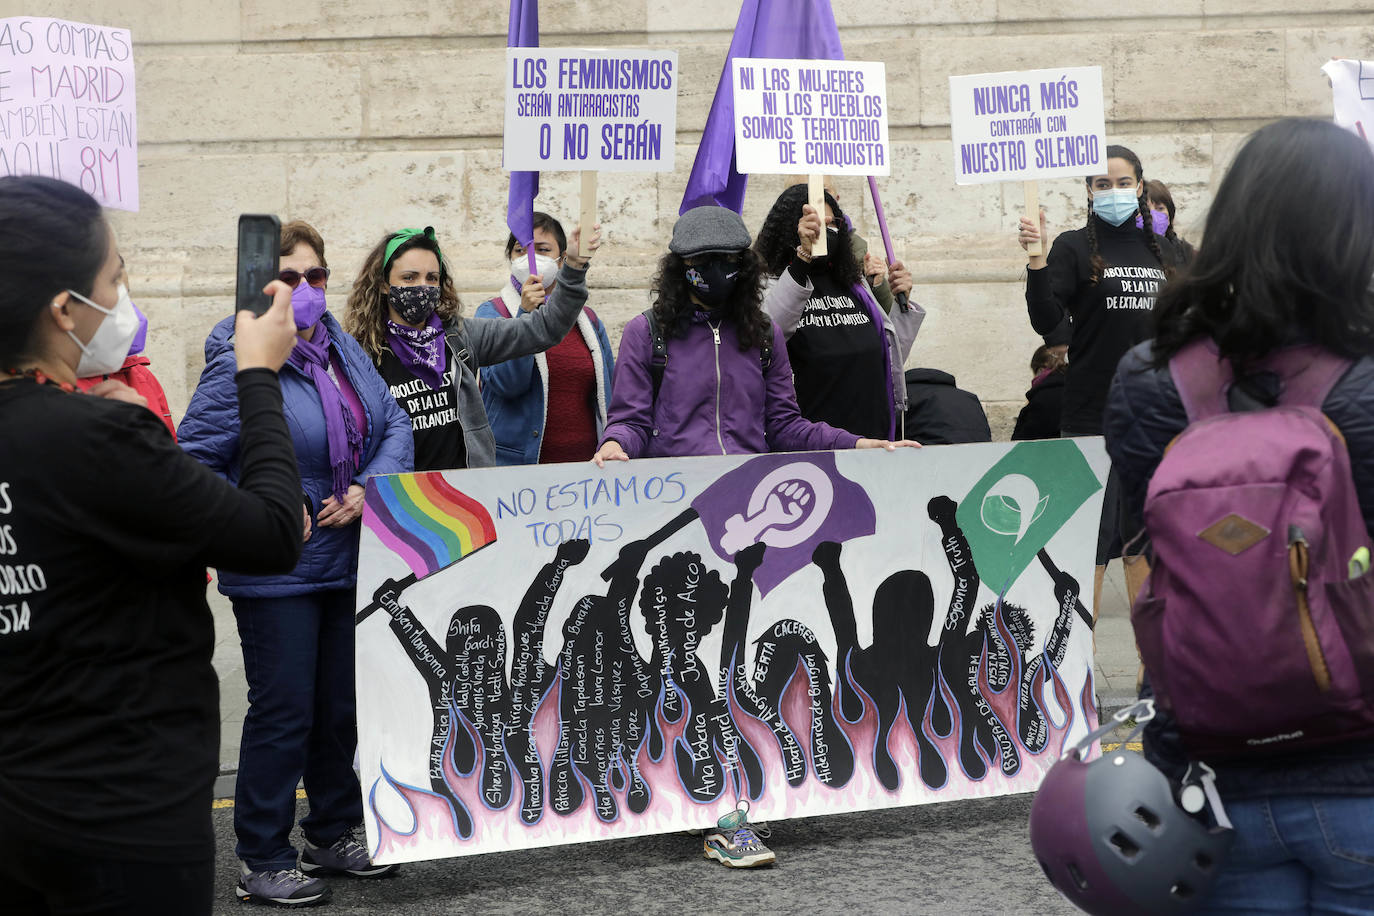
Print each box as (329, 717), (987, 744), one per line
(510, 253), (560, 291)
(65, 283), (139, 377)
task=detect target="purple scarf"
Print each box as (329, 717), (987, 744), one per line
(385, 312), (447, 393)
(288, 321), (363, 501)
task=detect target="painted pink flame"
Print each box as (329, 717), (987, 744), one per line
(365, 641), (1096, 863)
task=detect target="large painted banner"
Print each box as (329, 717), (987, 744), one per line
(355, 440), (1109, 864)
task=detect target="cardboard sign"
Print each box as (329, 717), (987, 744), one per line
(1322, 58), (1374, 149)
(503, 48), (678, 172)
(354, 440), (1108, 864)
(0, 17), (138, 210)
(949, 66), (1105, 186)
(731, 58), (889, 176)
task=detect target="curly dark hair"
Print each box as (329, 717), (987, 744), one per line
(650, 248), (772, 351)
(753, 185), (861, 286)
(344, 231), (462, 360)
(1151, 118), (1374, 369)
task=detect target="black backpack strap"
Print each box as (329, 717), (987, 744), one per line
(643, 308), (668, 403)
(758, 317), (773, 373)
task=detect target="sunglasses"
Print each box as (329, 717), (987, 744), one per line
(279, 266), (330, 289)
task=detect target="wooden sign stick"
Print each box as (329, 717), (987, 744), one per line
(1023, 179), (1042, 258)
(808, 173), (827, 257)
(580, 171), (598, 254)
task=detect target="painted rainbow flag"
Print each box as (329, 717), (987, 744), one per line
(363, 472), (498, 581)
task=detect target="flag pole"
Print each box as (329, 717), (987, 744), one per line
(866, 176), (909, 312)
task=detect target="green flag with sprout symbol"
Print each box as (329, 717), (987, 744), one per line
(956, 440), (1103, 594)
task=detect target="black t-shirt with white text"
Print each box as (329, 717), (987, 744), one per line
(377, 346), (467, 471)
(0, 370), (300, 861)
(787, 269), (890, 439)
(1026, 216), (1181, 434)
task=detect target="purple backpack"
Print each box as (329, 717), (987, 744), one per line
(1133, 339), (1374, 758)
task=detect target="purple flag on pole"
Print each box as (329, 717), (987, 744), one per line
(679, 0), (845, 215)
(507, 0), (540, 272)
(691, 452), (875, 596)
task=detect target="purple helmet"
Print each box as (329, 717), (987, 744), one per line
(1030, 706), (1233, 915)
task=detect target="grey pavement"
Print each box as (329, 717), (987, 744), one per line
(210, 793), (1077, 915)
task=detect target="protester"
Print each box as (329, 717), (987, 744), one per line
(0, 175), (304, 916)
(1018, 144), (1185, 617)
(901, 368), (991, 444)
(179, 219), (413, 907)
(1104, 117), (1374, 913)
(344, 223), (599, 471)
(593, 205), (915, 866)
(72, 257), (178, 437)
(1012, 326), (1070, 441)
(754, 185), (924, 440)
(474, 212), (615, 465)
(1144, 178), (1196, 260)
(782, 175), (895, 313)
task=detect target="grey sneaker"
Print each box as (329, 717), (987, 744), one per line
(300, 826), (399, 878)
(703, 807), (776, 868)
(236, 863), (330, 907)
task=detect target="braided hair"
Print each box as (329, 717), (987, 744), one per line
(1084, 144), (1166, 285)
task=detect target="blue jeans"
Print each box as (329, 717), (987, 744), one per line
(232, 590), (361, 871)
(1198, 795), (1374, 914)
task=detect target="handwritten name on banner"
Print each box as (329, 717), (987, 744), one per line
(1322, 59), (1374, 150)
(949, 66), (1105, 185)
(731, 58), (889, 177)
(0, 17), (138, 210)
(503, 48), (678, 172)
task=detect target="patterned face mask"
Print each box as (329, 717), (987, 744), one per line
(388, 284), (441, 325)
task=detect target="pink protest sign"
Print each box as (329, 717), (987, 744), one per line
(0, 17), (138, 211)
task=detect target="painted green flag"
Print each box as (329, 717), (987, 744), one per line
(956, 440), (1104, 593)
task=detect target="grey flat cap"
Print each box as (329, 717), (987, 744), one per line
(669, 206), (752, 258)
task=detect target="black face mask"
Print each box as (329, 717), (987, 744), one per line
(685, 258), (739, 305)
(388, 285), (440, 324)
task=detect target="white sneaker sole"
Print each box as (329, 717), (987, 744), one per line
(703, 845), (777, 868)
(235, 883), (330, 906)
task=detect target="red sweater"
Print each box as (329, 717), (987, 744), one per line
(540, 329), (597, 463)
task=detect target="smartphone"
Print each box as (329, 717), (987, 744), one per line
(236, 214), (281, 316)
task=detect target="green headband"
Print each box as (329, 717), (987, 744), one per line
(384, 226), (443, 271)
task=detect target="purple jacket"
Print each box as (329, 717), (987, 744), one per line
(600, 310), (860, 458)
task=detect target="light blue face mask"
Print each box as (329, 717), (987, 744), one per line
(1091, 187), (1141, 227)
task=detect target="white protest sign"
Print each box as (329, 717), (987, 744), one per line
(1321, 59), (1374, 149)
(504, 48), (678, 172)
(731, 58), (889, 176)
(0, 17), (138, 210)
(949, 66), (1105, 185)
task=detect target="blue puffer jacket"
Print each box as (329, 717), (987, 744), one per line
(474, 281), (615, 465)
(179, 312), (414, 598)
(1105, 338), (1374, 798)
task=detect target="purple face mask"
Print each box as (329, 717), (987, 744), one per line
(126, 294), (148, 356)
(290, 282), (328, 330)
(1135, 209), (1170, 236)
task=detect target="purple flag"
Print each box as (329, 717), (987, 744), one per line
(692, 452), (875, 596)
(507, 0), (540, 273)
(679, 0), (845, 214)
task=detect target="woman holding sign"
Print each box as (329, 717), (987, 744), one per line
(1018, 144), (1185, 619)
(344, 223), (599, 471)
(474, 211), (616, 465)
(754, 185), (924, 440)
(0, 175), (304, 915)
